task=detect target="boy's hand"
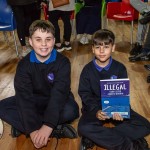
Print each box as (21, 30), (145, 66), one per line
(96, 110), (110, 120)
(112, 113), (123, 121)
(30, 125), (53, 149)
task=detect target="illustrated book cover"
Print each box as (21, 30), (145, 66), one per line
(100, 78), (130, 118)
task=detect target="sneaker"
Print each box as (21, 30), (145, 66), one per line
(139, 11), (150, 24)
(0, 119), (3, 139)
(133, 138), (150, 150)
(129, 49), (150, 62)
(80, 36), (89, 45)
(11, 126), (22, 138)
(63, 43), (72, 51)
(81, 137), (95, 150)
(51, 124), (77, 139)
(144, 64), (150, 71)
(129, 42), (142, 56)
(130, 42), (142, 55)
(55, 44), (65, 52)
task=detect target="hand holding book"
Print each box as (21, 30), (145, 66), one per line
(96, 110), (110, 121)
(96, 110), (124, 121)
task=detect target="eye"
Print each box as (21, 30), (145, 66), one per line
(104, 45), (110, 49)
(36, 38), (41, 42)
(95, 46), (100, 49)
(46, 38), (51, 42)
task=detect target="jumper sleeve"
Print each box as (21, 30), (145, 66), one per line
(118, 64), (128, 78)
(14, 61), (42, 135)
(43, 58), (71, 128)
(78, 66), (100, 113)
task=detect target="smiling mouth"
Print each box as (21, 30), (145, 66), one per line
(99, 55), (106, 58)
(40, 48), (48, 52)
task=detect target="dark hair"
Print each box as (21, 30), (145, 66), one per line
(29, 20), (55, 37)
(92, 29), (115, 46)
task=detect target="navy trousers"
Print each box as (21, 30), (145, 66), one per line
(78, 109), (150, 150)
(48, 10), (72, 43)
(0, 96), (79, 134)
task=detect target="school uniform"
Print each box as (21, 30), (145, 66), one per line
(78, 57), (150, 149)
(0, 49), (79, 135)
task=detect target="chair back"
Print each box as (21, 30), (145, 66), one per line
(121, 0), (139, 19)
(0, 0), (16, 31)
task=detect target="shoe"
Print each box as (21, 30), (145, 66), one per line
(137, 138), (149, 149)
(11, 126), (22, 138)
(144, 64), (150, 71)
(51, 124), (77, 139)
(55, 44), (65, 52)
(81, 137), (95, 149)
(133, 138), (150, 150)
(63, 43), (72, 51)
(129, 42), (142, 56)
(0, 119), (4, 139)
(139, 11), (150, 24)
(129, 51), (150, 62)
(80, 36), (89, 45)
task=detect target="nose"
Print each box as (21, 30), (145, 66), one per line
(99, 46), (105, 53)
(41, 40), (47, 46)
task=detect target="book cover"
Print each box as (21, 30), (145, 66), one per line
(100, 78), (130, 118)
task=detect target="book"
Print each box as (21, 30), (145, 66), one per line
(100, 78), (130, 118)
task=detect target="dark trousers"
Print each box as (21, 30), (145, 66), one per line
(11, 3), (41, 46)
(76, 6), (101, 35)
(78, 109), (150, 150)
(0, 96), (79, 134)
(48, 10), (72, 43)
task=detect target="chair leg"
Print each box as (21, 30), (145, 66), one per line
(3, 31), (9, 43)
(122, 21), (125, 38)
(12, 30), (19, 57)
(131, 21), (134, 45)
(106, 19), (109, 29)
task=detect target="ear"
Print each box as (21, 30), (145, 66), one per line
(112, 44), (115, 52)
(53, 37), (56, 45)
(92, 45), (95, 53)
(29, 38), (33, 47)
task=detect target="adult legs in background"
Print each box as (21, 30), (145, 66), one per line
(129, 20), (147, 55)
(48, 10), (72, 51)
(76, 6), (101, 44)
(130, 0), (150, 13)
(11, 3), (39, 57)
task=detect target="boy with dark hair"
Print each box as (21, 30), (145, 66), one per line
(0, 20), (79, 149)
(78, 29), (150, 150)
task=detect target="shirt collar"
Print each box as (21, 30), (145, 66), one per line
(93, 57), (112, 72)
(30, 49), (57, 64)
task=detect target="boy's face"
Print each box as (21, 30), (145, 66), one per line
(29, 29), (55, 62)
(92, 42), (115, 67)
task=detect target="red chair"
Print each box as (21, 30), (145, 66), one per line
(106, 0), (139, 44)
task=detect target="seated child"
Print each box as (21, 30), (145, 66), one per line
(78, 29), (150, 150)
(0, 20), (79, 149)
